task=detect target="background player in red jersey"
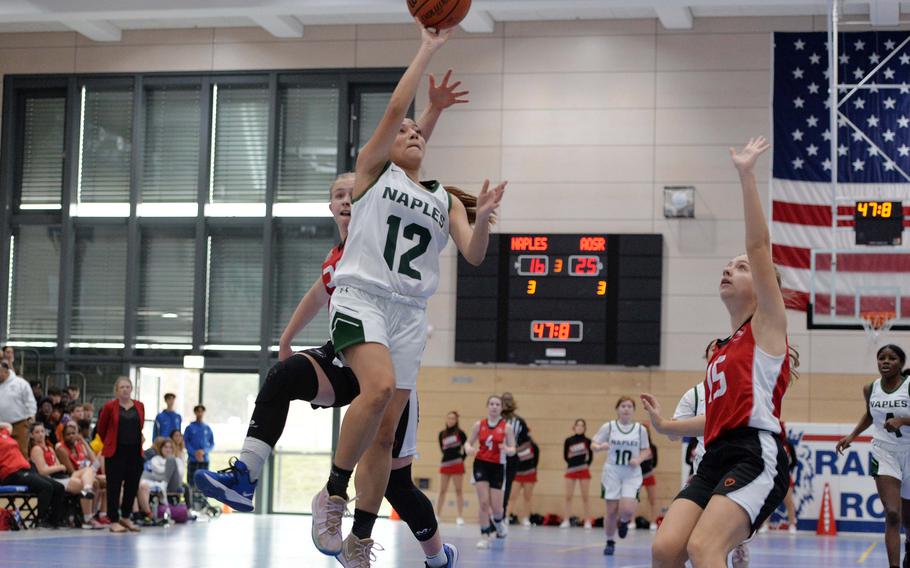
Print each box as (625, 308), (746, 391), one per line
(642, 137), (794, 568)
(465, 395), (516, 549)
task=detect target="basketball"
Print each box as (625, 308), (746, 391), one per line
(408, 0), (472, 30)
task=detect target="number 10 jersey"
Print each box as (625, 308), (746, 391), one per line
(333, 161), (451, 302)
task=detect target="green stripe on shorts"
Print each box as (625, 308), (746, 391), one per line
(331, 311), (366, 352)
(870, 455), (879, 477)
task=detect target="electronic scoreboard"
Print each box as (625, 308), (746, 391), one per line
(455, 234), (662, 366)
(854, 200), (904, 246)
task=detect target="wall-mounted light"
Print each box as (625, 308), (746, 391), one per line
(663, 186), (695, 218)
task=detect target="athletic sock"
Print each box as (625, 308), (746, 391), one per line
(425, 547), (447, 568)
(326, 463), (353, 499)
(238, 437), (272, 482)
(352, 508), (378, 539)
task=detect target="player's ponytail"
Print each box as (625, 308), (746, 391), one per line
(787, 344), (800, 384)
(444, 186), (496, 226)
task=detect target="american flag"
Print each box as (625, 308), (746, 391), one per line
(772, 31), (910, 318)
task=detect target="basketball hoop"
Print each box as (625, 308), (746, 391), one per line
(861, 311), (897, 345)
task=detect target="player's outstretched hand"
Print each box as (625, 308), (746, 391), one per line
(835, 435), (853, 455)
(428, 69), (469, 110)
(730, 136), (770, 174)
(476, 179), (507, 223)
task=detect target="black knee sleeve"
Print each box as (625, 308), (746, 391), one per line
(247, 356), (319, 446)
(385, 464), (438, 542)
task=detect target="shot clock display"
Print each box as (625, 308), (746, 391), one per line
(854, 201), (904, 246)
(455, 234), (662, 366)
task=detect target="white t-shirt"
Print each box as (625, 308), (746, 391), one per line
(673, 382), (706, 473)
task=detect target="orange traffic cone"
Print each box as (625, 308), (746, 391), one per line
(816, 482), (837, 536)
(390, 508), (400, 521)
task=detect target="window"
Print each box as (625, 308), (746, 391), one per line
(19, 95), (65, 210)
(271, 220), (337, 346)
(7, 226), (61, 341)
(205, 230), (263, 347)
(209, 84), (269, 205)
(356, 90), (393, 153)
(71, 225), (127, 343)
(276, 86), (339, 205)
(137, 229), (195, 347)
(201, 372), (259, 471)
(77, 86), (133, 209)
(141, 85), (202, 208)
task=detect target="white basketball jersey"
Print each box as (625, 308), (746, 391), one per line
(333, 162), (451, 300)
(870, 376), (910, 446)
(597, 420), (647, 467)
(673, 382), (707, 472)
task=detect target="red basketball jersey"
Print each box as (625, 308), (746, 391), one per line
(321, 242), (345, 296)
(476, 419), (507, 464)
(703, 321), (789, 447)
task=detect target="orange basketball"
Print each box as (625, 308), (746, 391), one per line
(407, 0), (472, 30)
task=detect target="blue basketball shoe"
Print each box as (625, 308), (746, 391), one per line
(194, 457), (257, 512)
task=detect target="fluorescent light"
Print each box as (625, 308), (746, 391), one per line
(134, 343), (192, 350)
(161, 313), (179, 319)
(268, 345), (317, 352)
(137, 203), (198, 217)
(204, 203), (266, 218)
(183, 355), (205, 369)
(70, 203), (130, 217)
(20, 204), (62, 210)
(68, 342), (125, 349)
(272, 203), (332, 217)
(203, 344), (261, 352)
(4, 341), (56, 348)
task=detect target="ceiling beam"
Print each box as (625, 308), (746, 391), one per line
(62, 19), (122, 42)
(251, 14), (304, 38)
(869, 0), (900, 26)
(459, 10), (495, 33)
(655, 5), (694, 30)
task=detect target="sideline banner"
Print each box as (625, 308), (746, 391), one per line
(679, 422), (882, 533)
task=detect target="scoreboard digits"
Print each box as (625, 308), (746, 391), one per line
(456, 233), (662, 366)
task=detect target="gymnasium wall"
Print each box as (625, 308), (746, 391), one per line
(0, 15), (905, 518)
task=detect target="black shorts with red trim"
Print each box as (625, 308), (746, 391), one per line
(676, 427), (789, 534)
(473, 459), (506, 490)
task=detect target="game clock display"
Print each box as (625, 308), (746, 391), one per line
(854, 200), (904, 246)
(455, 234), (662, 366)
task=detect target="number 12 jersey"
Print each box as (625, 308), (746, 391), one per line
(333, 162), (451, 301)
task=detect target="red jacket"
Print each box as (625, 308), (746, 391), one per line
(0, 429), (30, 480)
(96, 399), (145, 458)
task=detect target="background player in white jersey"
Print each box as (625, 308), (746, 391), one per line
(641, 138), (796, 568)
(837, 344), (910, 568)
(313, 21), (506, 566)
(592, 396), (651, 556)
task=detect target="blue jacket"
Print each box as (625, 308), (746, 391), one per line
(184, 421), (215, 464)
(153, 410), (182, 439)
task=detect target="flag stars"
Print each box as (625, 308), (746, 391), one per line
(808, 82), (820, 94)
(822, 130), (832, 141)
(792, 129), (805, 141)
(868, 145), (880, 157)
(901, 84), (910, 95)
(886, 39), (897, 51)
(852, 130), (864, 142)
(806, 115), (819, 127)
(823, 159), (832, 171)
(840, 53), (850, 65)
(794, 97), (805, 109)
(807, 144), (819, 156)
(901, 53), (910, 65)
(899, 116), (910, 128)
(885, 161), (897, 171)
(838, 144), (849, 156)
(884, 129), (897, 142)
(792, 157), (805, 170)
(854, 98), (866, 109)
(884, 68), (897, 80)
(870, 53), (881, 65)
(867, 115), (880, 128)
(884, 97), (898, 110)
(855, 39), (866, 51)
(794, 39), (806, 51)
(793, 67), (805, 79)
(854, 67), (866, 80)
(899, 144), (910, 157)
(809, 53), (821, 65)
(853, 158), (866, 171)
(823, 69), (831, 80)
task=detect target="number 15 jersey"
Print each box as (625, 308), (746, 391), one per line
(333, 162), (451, 301)
(703, 321), (790, 447)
